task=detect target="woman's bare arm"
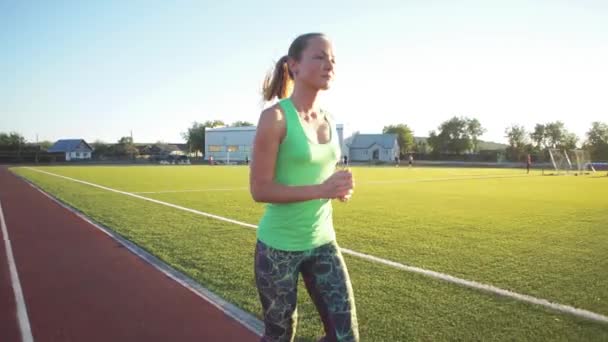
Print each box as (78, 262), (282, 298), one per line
(249, 106), (327, 203)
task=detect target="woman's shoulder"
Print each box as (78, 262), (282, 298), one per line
(256, 102), (287, 138)
(259, 102), (286, 124)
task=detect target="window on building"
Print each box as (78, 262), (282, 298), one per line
(208, 145), (222, 152)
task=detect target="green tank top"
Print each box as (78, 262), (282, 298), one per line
(257, 98), (341, 251)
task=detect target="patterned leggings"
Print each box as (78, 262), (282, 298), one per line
(254, 240), (359, 342)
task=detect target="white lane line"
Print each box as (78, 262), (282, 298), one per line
(133, 187), (248, 194)
(22, 167), (608, 325)
(0, 199), (35, 342)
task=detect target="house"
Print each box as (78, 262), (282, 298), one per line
(347, 133), (399, 162)
(48, 139), (93, 161)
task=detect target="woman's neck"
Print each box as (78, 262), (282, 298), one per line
(290, 83), (320, 115)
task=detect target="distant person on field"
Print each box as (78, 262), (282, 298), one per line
(408, 154), (413, 167)
(343, 155), (348, 167)
(250, 33), (359, 342)
(394, 155), (400, 167)
(526, 154), (532, 174)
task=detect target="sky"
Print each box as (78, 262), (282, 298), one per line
(2, 0), (607, 145)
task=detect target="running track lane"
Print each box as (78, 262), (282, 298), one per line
(0, 167), (259, 342)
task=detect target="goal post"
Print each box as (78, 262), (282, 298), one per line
(548, 148), (571, 174)
(569, 149), (596, 174)
(549, 148), (597, 175)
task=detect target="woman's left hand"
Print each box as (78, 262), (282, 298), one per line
(337, 168), (354, 202)
(338, 189), (354, 202)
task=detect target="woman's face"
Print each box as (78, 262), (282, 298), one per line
(291, 36), (336, 90)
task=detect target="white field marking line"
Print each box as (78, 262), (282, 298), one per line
(132, 174), (531, 195)
(362, 173), (535, 185)
(133, 187), (248, 194)
(0, 200), (35, 342)
(341, 248), (608, 324)
(23, 167), (608, 325)
(23, 168), (257, 229)
(16, 171), (263, 336)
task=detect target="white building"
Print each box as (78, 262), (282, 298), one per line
(48, 139), (93, 161)
(205, 126), (256, 163)
(347, 133), (399, 162)
(205, 124), (348, 163)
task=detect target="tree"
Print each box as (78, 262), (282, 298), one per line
(530, 124), (547, 150)
(427, 116), (484, 154)
(544, 121), (566, 149)
(182, 122), (206, 157)
(505, 125), (527, 147)
(505, 125), (528, 161)
(533, 121), (578, 150)
(586, 122), (608, 146)
(91, 140), (112, 159)
(529, 121), (578, 151)
(382, 124), (415, 157)
(0, 132), (26, 150)
(115, 136), (139, 158)
(181, 120), (225, 158)
(204, 120), (225, 128)
(427, 131), (442, 155)
(231, 121), (254, 127)
(414, 139), (430, 154)
(584, 121), (608, 160)
(561, 132), (578, 150)
(39, 140), (53, 151)
(466, 118), (485, 152)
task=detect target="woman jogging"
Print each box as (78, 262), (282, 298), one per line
(249, 33), (359, 342)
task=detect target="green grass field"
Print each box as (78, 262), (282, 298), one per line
(11, 165), (608, 341)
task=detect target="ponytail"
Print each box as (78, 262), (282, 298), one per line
(262, 33), (325, 102)
(262, 55), (293, 101)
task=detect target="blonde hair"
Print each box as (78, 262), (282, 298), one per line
(262, 33), (326, 101)
(262, 55), (293, 101)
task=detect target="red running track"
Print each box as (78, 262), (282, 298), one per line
(0, 167), (259, 342)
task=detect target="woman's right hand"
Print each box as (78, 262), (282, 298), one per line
(320, 170), (354, 199)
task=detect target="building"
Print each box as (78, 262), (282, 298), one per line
(347, 133), (399, 162)
(205, 124), (348, 163)
(205, 126), (256, 163)
(48, 139), (93, 161)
